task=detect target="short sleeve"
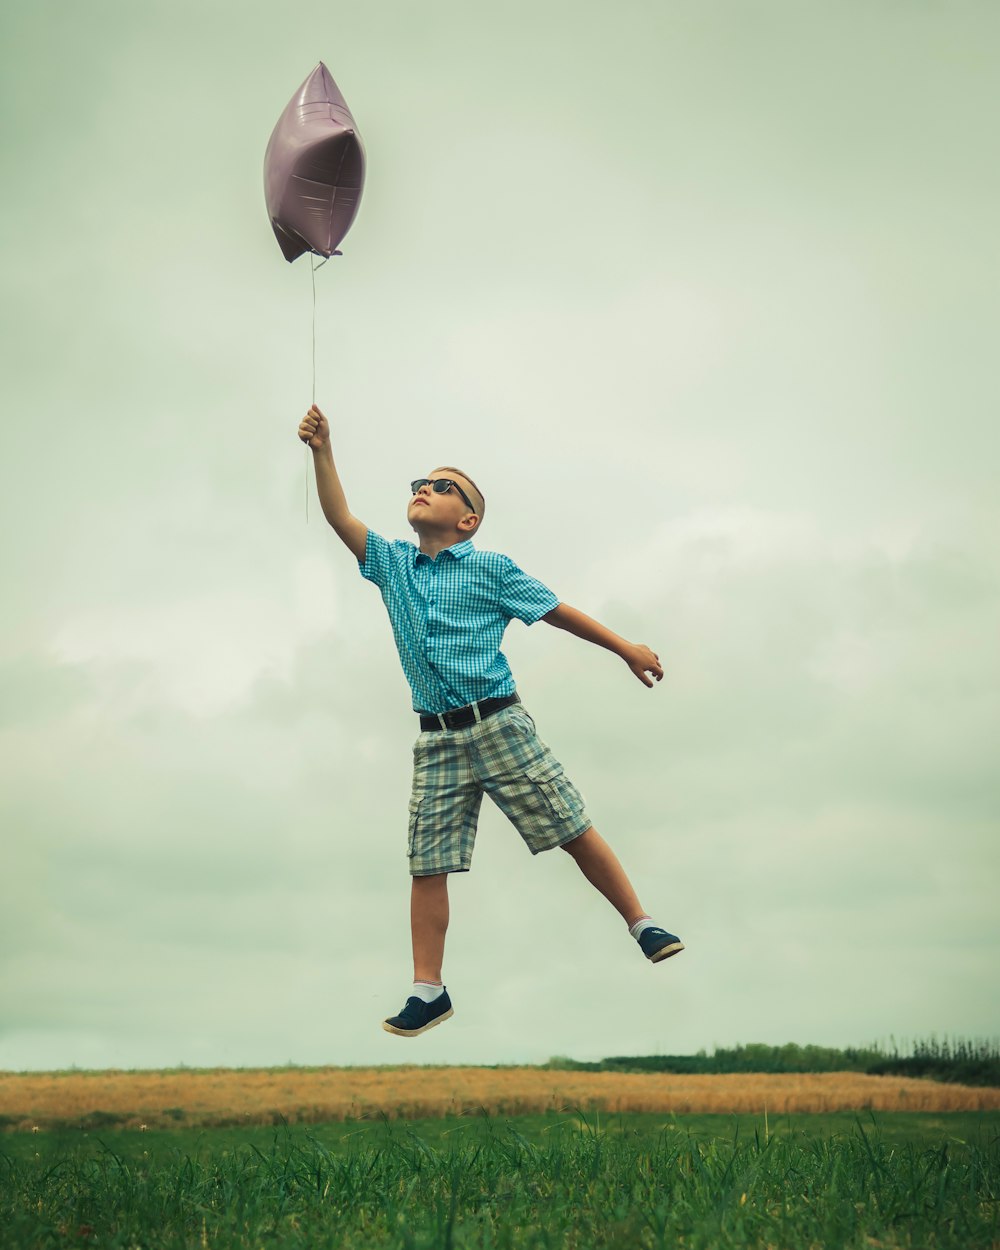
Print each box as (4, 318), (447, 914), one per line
(499, 556), (560, 625)
(359, 529), (393, 590)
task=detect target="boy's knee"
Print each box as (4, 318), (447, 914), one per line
(559, 828), (592, 856)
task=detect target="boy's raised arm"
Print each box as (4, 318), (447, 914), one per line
(297, 404), (368, 563)
(542, 602), (663, 688)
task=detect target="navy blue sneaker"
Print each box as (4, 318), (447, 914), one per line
(382, 988), (454, 1037)
(638, 928), (684, 963)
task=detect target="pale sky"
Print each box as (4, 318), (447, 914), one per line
(2, 1), (998, 1071)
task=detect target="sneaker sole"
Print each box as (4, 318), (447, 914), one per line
(382, 1007), (454, 1037)
(648, 941), (685, 963)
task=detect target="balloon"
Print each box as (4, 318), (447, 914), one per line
(263, 63), (365, 263)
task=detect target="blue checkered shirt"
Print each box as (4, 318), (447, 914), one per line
(359, 531), (560, 713)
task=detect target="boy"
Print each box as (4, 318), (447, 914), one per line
(297, 404), (684, 1037)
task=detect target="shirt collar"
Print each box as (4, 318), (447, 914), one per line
(414, 540), (475, 565)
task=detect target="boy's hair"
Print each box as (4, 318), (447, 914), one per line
(437, 466), (485, 531)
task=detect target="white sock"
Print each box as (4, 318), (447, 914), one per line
(629, 918), (658, 940)
(412, 981), (444, 1003)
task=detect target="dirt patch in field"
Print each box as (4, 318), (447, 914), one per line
(3, 1067), (999, 1132)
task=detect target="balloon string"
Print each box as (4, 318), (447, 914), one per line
(307, 256), (315, 523)
(307, 253), (330, 523)
(311, 254), (318, 406)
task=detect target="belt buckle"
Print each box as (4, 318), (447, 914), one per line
(447, 701), (482, 730)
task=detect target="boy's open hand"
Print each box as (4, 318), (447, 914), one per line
(298, 404), (330, 450)
(624, 643), (663, 688)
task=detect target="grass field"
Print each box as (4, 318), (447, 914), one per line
(2, 1111), (998, 1248)
(3, 1066), (999, 1132)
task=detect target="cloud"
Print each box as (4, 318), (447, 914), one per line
(49, 551), (342, 718)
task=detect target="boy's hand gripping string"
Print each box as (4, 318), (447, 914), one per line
(298, 404), (330, 450)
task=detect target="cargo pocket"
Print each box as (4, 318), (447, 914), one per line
(407, 796), (423, 858)
(508, 704), (537, 735)
(525, 757), (572, 820)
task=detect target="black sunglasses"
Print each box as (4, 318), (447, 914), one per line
(410, 478), (477, 513)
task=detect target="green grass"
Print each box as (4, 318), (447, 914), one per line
(3, 1112), (998, 1248)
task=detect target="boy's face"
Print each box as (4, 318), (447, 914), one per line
(407, 468), (479, 537)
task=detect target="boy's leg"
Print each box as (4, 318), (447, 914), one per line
(561, 826), (684, 962)
(477, 704), (683, 961)
(560, 826), (646, 927)
(411, 872), (450, 983)
(383, 872), (454, 1037)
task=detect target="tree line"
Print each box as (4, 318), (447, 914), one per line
(545, 1038), (1000, 1086)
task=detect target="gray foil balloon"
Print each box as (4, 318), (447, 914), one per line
(264, 63), (365, 263)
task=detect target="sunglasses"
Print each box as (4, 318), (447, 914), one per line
(410, 478), (477, 513)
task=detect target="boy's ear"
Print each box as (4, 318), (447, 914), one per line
(459, 513), (480, 533)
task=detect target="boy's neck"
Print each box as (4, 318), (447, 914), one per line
(418, 534), (468, 560)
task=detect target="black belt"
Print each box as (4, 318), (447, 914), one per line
(419, 693), (520, 732)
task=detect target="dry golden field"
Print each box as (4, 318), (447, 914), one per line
(2, 1067), (998, 1132)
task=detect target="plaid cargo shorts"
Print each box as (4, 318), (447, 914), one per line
(407, 702), (592, 875)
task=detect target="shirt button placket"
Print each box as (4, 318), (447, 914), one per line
(426, 564), (437, 673)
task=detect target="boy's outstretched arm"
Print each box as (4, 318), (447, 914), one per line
(541, 603), (663, 688)
(297, 404), (368, 562)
